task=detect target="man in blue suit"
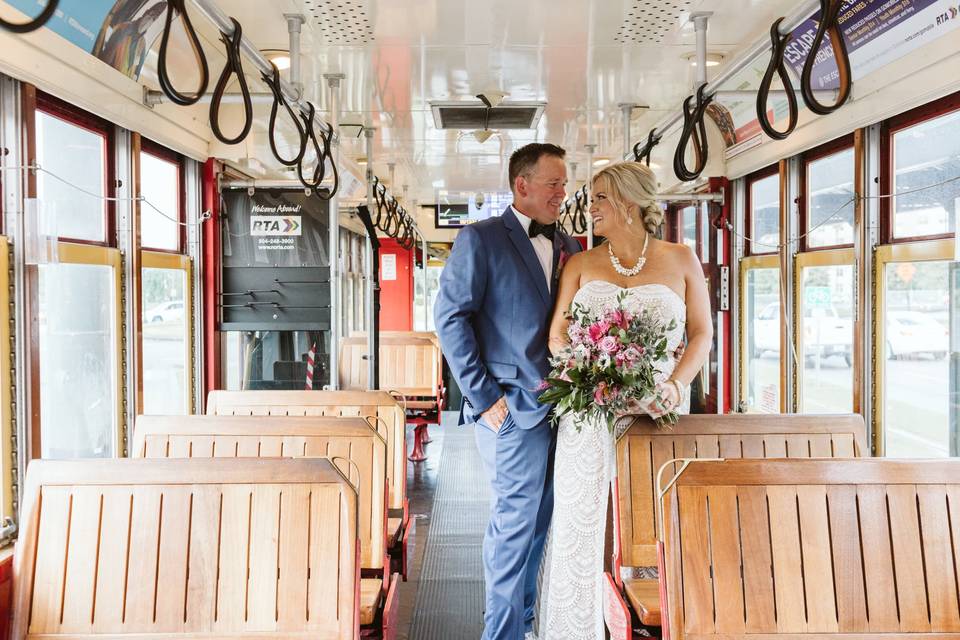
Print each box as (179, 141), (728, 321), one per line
(434, 143), (582, 640)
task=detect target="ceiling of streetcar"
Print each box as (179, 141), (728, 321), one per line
(136, 0), (801, 204)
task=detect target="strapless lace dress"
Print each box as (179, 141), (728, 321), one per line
(537, 280), (688, 640)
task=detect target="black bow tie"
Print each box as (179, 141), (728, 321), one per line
(528, 220), (557, 241)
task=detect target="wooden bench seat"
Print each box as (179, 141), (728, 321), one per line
(205, 390), (411, 579)
(660, 458), (960, 639)
(13, 457), (359, 639)
(604, 413), (867, 637)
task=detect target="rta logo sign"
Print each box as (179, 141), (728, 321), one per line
(936, 6), (959, 25)
(250, 215), (302, 236)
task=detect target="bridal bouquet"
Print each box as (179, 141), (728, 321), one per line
(537, 292), (680, 432)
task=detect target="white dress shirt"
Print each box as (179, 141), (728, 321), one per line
(510, 205), (554, 291)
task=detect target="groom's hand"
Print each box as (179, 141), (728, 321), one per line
(481, 396), (509, 432)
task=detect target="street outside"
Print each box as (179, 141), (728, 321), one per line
(143, 322), (187, 415)
(750, 353), (950, 457)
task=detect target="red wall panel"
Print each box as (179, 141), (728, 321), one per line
(378, 239), (414, 331)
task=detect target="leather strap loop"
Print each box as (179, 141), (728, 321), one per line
(633, 129), (662, 166)
(673, 83), (713, 182)
(757, 17), (798, 140)
(314, 121), (340, 200)
(297, 102), (325, 189)
(800, 0), (852, 116)
(262, 64), (307, 167)
(209, 18), (253, 145)
(157, 0), (209, 107)
(0, 0), (58, 34)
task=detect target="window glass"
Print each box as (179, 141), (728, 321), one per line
(892, 109), (960, 239)
(699, 203), (710, 264)
(140, 151), (180, 251)
(744, 267), (781, 412)
(224, 330), (329, 390)
(807, 148), (855, 248)
(39, 262), (117, 457)
(750, 173), (780, 253)
(799, 264), (854, 413)
(36, 111), (106, 242)
(883, 260), (953, 456)
(142, 267), (188, 414)
(681, 206), (697, 253)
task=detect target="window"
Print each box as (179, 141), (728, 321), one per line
(141, 254), (191, 415)
(0, 237), (13, 522)
(140, 146), (182, 251)
(748, 171), (780, 255)
(35, 108), (110, 243)
(889, 108), (960, 240)
(681, 206), (697, 254)
(38, 244), (121, 458)
(805, 145), (855, 249)
(741, 261), (781, 412)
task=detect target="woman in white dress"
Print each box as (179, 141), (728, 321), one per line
(536, 162), (713, 640)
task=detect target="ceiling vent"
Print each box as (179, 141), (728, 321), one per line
(430, 102), (546, 130)
(615, 0), (693, 44)
(300, 0), (374, 44)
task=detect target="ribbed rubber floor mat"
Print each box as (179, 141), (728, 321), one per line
(409, 425), (489, 639)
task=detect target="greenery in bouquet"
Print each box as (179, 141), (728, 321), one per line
(537, 292), (680, 432)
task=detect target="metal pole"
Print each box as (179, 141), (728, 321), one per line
(421, 232), (429, 330)
(584, 143), (596, 248)
(187, 0), (333, 137)
(692, 13), (711, 88)
(144, 90), (274, 106)
(364, 127), (378, 390)
(655, 191), (724, 203)
(325, 73), (344, 389)
(284, 14), (305, 96)
(623, 0), (820, 158)
(619, 103), (636, 159)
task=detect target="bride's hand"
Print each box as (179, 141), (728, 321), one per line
(650, 381), (681, 417)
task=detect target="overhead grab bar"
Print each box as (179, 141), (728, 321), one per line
(209, 17), (253, 145)
(633, 129), (662, 166)
(673, 84), (714, 182)
(0, 0), (58, 33)
(756, 18), (798, 140)
(157, 0), (209, 106)
(297, 102), (326, 189)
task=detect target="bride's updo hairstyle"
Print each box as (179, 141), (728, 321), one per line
(591, 162), (663, 234)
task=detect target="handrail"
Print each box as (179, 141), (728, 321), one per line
(157, 0), (209, 106)
(208, 17), (253, 145)
(757, 18), (798, 140)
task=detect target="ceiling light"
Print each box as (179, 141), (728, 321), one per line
(356, 157), (367, 165)
(262, 49), (291, 71)
(684, 52), (723, 67)
(593, 158), (610, 167)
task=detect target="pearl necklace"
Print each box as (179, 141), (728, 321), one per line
(608, 234), (649, 277)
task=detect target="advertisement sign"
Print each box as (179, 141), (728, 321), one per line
(221, 189), (330, 268)
(6, 0), (167, 78)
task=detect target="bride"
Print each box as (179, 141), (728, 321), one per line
(536, 162), (712, 639)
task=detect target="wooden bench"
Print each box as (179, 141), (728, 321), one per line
(339, 334), (444, 462)
(132, 414), (398, 635)
(12, 457), (359, 639)
(659, 458), (960, 639)
(604, 413), (867, 637)
(205, 389), (411, 578)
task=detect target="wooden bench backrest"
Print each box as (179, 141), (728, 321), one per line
(661, 458), (960, 638)
(13, 458), (358, 640)
(617, 414), (867, 566)
(339, 336), (440, 398)
(133, 415), (386, 570)
(206, 389), (406, 513)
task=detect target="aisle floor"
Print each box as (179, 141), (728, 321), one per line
(396, 414), (490, 639)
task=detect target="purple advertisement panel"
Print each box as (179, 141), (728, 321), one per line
(782, 0), (957, 90)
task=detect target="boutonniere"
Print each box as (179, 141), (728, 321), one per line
(555, 248), (571, 283)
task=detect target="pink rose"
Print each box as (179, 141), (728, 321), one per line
(587, 321), (610, 343)
(593, 381), (608, 406)
(621, 346), (641, 362)
(536, 379), (551, 392)
(608, 310), (629, 329)
(598, 335), (621, 355)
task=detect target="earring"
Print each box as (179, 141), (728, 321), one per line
(626, 216), (633, 225)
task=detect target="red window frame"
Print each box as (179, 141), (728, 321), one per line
(35, 92), (116, 247)
(799, 134), (855, 253)
(744, 164), (780, 257)
(879, 89), (960, 245)
(140, 138), (186, 254)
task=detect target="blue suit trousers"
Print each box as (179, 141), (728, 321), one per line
(474, 415), (556, 640)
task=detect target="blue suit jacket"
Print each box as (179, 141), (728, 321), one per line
(434, 207), (583, 429)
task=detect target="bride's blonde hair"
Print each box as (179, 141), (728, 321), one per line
(591, 162), (662, 234)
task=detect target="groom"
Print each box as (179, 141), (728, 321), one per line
(435, 143), (582, 640)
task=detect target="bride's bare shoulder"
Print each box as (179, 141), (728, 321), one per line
(653, 238), (701, 272)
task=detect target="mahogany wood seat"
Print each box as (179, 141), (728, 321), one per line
(205, 389), (411, 578)
(604, 413), (868, 638)
(12, 457), (359, 640)
(660, 458), (960, 639)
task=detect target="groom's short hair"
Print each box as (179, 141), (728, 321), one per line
(509, 143), (566, 192)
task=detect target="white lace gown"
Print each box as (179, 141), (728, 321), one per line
(537, 280), (689, 640)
